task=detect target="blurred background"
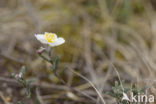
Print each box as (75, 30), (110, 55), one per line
(0, 0), (156, 103)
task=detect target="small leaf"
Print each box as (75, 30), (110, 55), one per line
(106, 92), (116, 97)
(112, 87), (117, 94)
(21, 66), (26, 75)
(40, 54), (50, 62)
(118, 85), (123, 92)
(26, 79), (35, 85)
(124, 88), (130, 93)
(25, 79), (35, 98)
(121, 80), (125, 85)
(26, 85), (31, 98)
(54, 55), (60, 70)
(18, 101), (25, 104)
(115, 81), (119, 87)
(122, 100), (128, 104)
(17, 79), (24, 85)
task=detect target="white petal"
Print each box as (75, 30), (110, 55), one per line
(53, 33), (58, 38)
(49, 37), (65, 47)
(35, 34), (48, 44)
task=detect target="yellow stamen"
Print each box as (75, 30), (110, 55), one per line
(45, 33), (55, 43)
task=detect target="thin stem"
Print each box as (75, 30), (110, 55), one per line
(48, 47), (53, 58)
(111, 63), (124, 92)
(53, 70), (97, 102)
(69, 68), (106, 104)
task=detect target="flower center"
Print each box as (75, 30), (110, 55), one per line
(45, 33), (55, 43)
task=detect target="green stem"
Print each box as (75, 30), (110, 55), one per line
(39, 55), (51, 62)
(48, 47), (53, 58)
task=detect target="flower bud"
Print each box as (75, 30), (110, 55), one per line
(37, 47), (45, 55)
(15, 72), (23, 79)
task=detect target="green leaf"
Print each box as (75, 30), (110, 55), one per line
(54, 55), (60, 70)
(124, 88), (130, 93)
(18, 101), (25, 104)
(25, 79), (35, 98)
(118, 85), (123, 92)
(115, 81), (119, 87)
(26, 86), (31, 98)
(26, 79), (35, 85)
(25, 82), (31, 98)
(17, 79), (24, 85)
(112, 87), (117, 94)
(122, 100), (128, 104)
(121, 80), (125, 85)
(21, 66), (26, 75)
(39, 54), (51, 62)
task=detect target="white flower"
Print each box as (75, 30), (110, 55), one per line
(35, 32), (65, 47)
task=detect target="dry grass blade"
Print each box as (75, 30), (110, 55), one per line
(68, 68), (106, 104)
